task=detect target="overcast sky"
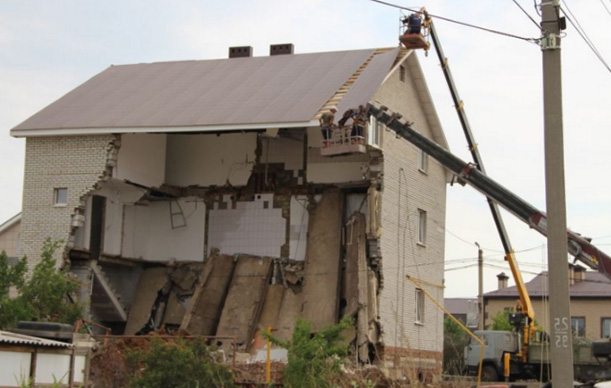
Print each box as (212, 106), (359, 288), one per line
(1, 0), (610, 298)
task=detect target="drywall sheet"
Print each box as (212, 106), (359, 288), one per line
(116, 134), (167, 188)
(165, 133), (256, 187)
(261, 135), (304, 174)
(208, 194), (285, 258)
(124, 267), (169, 334)
(301, 189), (343, 331)
(122, 197), (206, 262)
(274, 287), (303, 342)
(215, 255), (273, 350)
(181, 254), (236, 335)
(289, 196), (310, 261)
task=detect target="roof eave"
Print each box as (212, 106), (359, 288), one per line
(10, 120), (319, 138)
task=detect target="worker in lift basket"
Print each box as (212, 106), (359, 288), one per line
(404, 12), (422, 34)
(320, 106), (337, 148)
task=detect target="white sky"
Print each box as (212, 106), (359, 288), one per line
(1, 0), (610, 298)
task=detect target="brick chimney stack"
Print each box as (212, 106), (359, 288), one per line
(497, 272), (509, 290)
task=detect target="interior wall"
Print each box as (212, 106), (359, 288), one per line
(165, 133), (257, 187)
(208, 194), (285, 258)
(289, 196), (310, 261)
(261, 133), (305, 183)
(122, 197), (206, 262)
(73, 180), (144, 256)
(115, 134), (167, 188)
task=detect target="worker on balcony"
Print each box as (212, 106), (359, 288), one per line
(320, 106), (337, 148)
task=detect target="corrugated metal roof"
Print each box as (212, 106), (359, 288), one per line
(12, 49), (379, 135)
(0, 331), (72, 348)
(485, 271), (611, 298)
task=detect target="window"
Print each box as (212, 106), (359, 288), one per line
(418, 209), (427, 245)
(368, 115), (381, 146)
(571, 317), (585, 338)
(416, 288), (425, 323)
(400, 65), (406, 82)
(53, 188), (68, 206)
(418, 149), (428, 173)
(602, 318), (611, 338)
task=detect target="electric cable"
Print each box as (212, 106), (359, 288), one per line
(600, 0), (611, 17)
(511, 0), (543, 29)
(368, 0), (540, 43)
(560, 2), (611, 73)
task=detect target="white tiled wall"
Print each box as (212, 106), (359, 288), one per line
(208, 194), (285, 258)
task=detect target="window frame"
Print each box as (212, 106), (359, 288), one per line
(418, 149), (428, 173)
(53, 188), (68, 207)
(417, 208), (427, 245)
(415, 288), (425, 324)
(368, 115), (382, 147)
(571, 316), (586, 338)
(602, 317), (611, 338)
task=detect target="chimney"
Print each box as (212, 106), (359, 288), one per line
(229, 46), (253, 58)
(568, 263), (575, 286)
(574, 265), (586, 283)
(270, 43), (294, 56)
(497, 272), (509, 290)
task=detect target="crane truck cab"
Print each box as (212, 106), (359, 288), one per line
(465, 330), (519, 382)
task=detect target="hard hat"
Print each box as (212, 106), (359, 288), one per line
(329, 106), (337, 112)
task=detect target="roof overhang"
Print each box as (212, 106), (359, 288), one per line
(11, 120), (319, 138)
(0, 213), (21, 234)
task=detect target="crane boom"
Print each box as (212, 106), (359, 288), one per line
(366, 104), (611, 279)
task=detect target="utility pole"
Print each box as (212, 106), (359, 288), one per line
(541, 1), (574, 386)
(476, 242), (484, 331)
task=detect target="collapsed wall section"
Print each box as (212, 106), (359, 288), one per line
(20, 135), (116, 268)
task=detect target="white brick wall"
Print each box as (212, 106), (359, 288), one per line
(372, 57), (447, 357)
(20, 135), (116, 269)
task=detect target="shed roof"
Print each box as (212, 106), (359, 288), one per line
(10, 47), (448, 149)
(0, 331), (72, 348)
(485, 271), (611, 298)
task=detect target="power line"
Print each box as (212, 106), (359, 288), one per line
(511, 0), (543, 29)
(560, 2), (611, 73)
(367, 0), (540, 43)
(600, 0), (611, 17)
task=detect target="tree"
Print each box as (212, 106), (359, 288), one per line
(443, 317), (469, 375)
(0, 239), (83, 329)
(488, 310), (513, 331)
(264, 316), (353, 388)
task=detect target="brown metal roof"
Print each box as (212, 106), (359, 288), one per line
(12, 49), (390, 135)
(485, 271), (611, 298)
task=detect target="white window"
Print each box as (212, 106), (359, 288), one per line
(416, 288), (425, 323)
(53, 188), (68, 206)
(571, 317), (585, 338)
(602, 318), (611, 338)
(418, 149), (428, 173)
(418, 209), (427, 245)
(368, 115), (381, 147)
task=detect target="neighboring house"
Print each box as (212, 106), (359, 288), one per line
(485, 265), (611, 339)
(0, 213), (21, 262)
(10, 44), (449, 381)
(444, 297), (478, 330)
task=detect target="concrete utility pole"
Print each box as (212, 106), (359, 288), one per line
(541, 1), (574, 386)
(476, 242), (484, 331)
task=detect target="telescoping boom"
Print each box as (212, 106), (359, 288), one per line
(366, 104), (611, 278)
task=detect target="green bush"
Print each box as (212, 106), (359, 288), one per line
(265, 316), (353, 388)
(443, 317), (469, 375)
(0, 239), (83, 329)
(126, 339), (234, 388)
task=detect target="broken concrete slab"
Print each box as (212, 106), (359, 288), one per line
(250, 284), (285, 353)
(351, 213), (370, 362)
(180, 253), (236, 335)
(274, 287), (302, 342)
(215, 255), (273, 351)
(124, 267), (169, 334)
(301, 189), (343, 331)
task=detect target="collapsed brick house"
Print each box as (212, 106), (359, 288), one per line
(10, 44), (449, 380)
